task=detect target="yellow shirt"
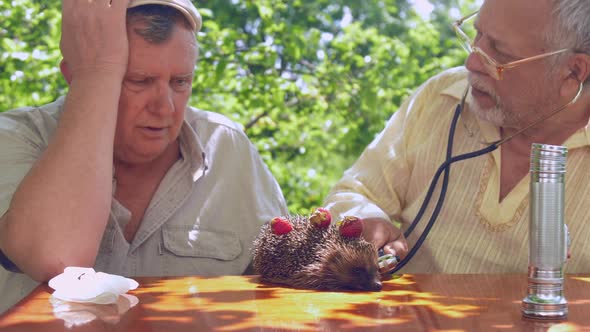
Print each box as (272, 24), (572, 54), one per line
(324, 67), (590, 273)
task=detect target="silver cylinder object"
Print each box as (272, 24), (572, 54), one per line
(522, 143), (568, 320)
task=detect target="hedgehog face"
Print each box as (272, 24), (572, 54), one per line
(316, 241), (382, 291)
(345, 265), (382, 291)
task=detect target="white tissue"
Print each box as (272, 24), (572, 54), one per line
(48, 267), (138, 304)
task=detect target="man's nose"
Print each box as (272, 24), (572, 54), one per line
(465, 50), (490, 78)
(150, 82), (174, 114)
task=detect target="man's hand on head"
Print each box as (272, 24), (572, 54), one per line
(60, 0), (132, 82)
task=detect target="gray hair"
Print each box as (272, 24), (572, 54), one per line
(547, 0), (590, 54)
(127, 5), (193, 44)
(544, 0), (590, 83)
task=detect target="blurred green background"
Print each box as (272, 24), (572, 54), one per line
(0, 0), (479, 214)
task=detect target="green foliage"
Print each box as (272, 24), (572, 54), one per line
(1, 0), (478, 214)
(0, 1), (66, 108)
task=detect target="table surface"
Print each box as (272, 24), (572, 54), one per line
(0, 274), (588, 331)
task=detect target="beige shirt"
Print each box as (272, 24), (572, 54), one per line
(325, 67), (590, 274)
(0, 97), (288, 313)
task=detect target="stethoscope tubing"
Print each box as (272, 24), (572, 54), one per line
(388, 101), (499, 274)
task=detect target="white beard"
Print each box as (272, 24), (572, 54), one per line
(466, 70), (567, 136)
(466, 92), (506, 127)
(466, 75), (522, 128)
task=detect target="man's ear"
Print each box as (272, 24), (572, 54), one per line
(59, 59), (72, 85)
(561, 53), (590, 98)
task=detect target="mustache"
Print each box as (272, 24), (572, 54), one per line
(467, 75), (500, 104)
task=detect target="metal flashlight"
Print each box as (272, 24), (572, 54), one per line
(522, 143), (569, 320)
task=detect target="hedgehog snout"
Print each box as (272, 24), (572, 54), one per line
(350, 267), (382, 291)
(371, 279), (383, 291)
(363, 277), (382, 291)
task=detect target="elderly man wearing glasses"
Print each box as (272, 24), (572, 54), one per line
(324, 0), (590, 274)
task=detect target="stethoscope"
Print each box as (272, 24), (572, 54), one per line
(379, 82), (584, 275)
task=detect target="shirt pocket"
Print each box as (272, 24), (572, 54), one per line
(162, 225), (242, 261)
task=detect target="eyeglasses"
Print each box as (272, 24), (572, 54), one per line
(452, 11), (570, 80)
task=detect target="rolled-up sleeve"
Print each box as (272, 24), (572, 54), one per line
(323, 92), (416, 227)
(0, 110), (47, 272)
(323, 70), (454, 227)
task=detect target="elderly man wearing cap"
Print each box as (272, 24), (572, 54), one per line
(0, 0), (288, 312)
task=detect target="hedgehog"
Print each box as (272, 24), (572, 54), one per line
(252, 208), (382, 291)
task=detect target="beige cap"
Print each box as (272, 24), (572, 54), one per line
(129, 0), (202, 32)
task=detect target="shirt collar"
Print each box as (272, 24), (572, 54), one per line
(563, 124), (590, 149)
(178, 120), (208, 182)
(440, 77), (469, 101)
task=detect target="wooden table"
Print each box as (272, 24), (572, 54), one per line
(0, 274), (588, 331)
